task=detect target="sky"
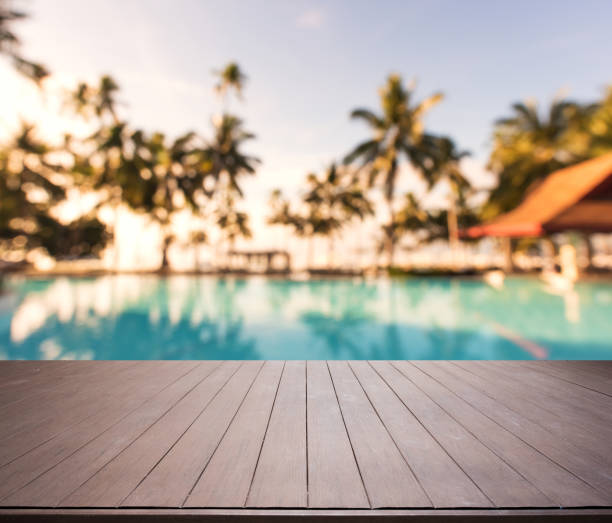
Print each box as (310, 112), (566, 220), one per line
(2, 0), (612, 266)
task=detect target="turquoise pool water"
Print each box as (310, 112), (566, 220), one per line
(1, 275), (611, 360)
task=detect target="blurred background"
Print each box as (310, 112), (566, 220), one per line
(1, 0), (612, 360)
(1, 0), (611, 277)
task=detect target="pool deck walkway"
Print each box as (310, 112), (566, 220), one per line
(0, 360), (611, 521)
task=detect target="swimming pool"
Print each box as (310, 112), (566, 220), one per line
(1, 275), (611, 360)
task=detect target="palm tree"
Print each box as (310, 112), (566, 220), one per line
(267, 189), (313, 266)
(0, 124), (109, 259)
(426, 136), (471, 252)
(66, 76), (133, 269)
(131, 130), (212, 271)
(65, 75), (120, 124)
(386, 192), (431, 256)
(268, 165), (372, 269)
(483, 98), (585, 220)
(190, 230), (208, 272)
(585, 86), (612, 156)
(345, 74), (443, 266)
(216, 195), (252, 259)
(0, 1), (48, 82)
(203, 114), (258, 266)
(304, 164), (373, 267)
(66, 77), (215, 271)
(204, 114), (259, 198)
(214, 62), (247, 104)
(96, 76), (121, 124)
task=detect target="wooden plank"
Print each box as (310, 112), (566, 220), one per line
(327, 361), (430, 508)
(53, 361), (241, 508)
(120, 361), (264, 508)
(3, 361), (224, 507)
(488, 361), (612, 420)
(1, 360), (611, 514)
(349, 361), (491, 508)
(0, 362), (129, 409)
(551, 360), (612, 379)
(306, 361), (369, 509)
(447, 361), (612, 477)
(462, 361), (612, 437)
(370, 361), (551, 508)
(0, 361), (82, 385)
(0, 361), (199, 501)
(0, 362), (149, 466)
(529, 361), (612, 397)
(412, 361), (611, 505)
(246, 361), (307, 508)
(184, 361), (284, 507)
(0, 361), (131, 441)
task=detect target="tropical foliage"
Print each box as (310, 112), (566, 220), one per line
(268, 164), (373, 267)
(1, 58), (258, 270)
(214, 62), (247, 102)
(0, 0), (48, 82)
(2, 0), (612, 273)
(344, 74), (444, 264)
(483, 93), (612, 221)
(0, 125), (108, 260)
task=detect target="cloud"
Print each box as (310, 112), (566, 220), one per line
(296, 8), (327, 29)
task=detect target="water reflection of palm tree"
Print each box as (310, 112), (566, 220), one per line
(4, 276), (260, 360)
(264, 280), (301, 314)
(299, 281), (378, 358)
(11, 312), (259, 360)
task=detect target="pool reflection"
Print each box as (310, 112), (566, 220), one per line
(1, 275), (611, 360)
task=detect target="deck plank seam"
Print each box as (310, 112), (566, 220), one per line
(411, 362), (611, 501)
(445, 360), (612, 467)
(51, 361), (224, 507)
(393, 362), (558, 507)
(0, 362), (205, 504)
(0, 361), (141, 411)
(346, 361), (433, 507)
(304, 361), (309, 509)
(366, 361), (495, 508)
(547, 362), (612, 385)
(449, 361), (603, 433)
(180, 361), (267, 508)
(243, 361), (287, 507)
(0, 362), (145, 450)
(113, 361), (244, 508)
(0, 362), (143, 447)
(456, 361), (612, 436)
(324, 361), (371, 510)
(485, 361), (612, 417)
(519, 363), (612, 398)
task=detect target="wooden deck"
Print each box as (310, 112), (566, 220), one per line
(0, 361), (611, 521)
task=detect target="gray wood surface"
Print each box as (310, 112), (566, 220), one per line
(246, 361), (307, 508)
(0, 360), (610, 516)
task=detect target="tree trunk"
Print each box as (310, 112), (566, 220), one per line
(501, 237), (515, 273)
(541, 237), (556, 272)
(113, 204), (121, 273)
(386, 201), (396, 269)
(307, 237), (314, 270)
(447, 202), (459, 268)
(194, 245), (201, 273)
(387, 233), (395, 268)
(160, 226), (172, 272)
(160, 241), (170, 272)
(327, 235), (335, 269)
(583, 233), (594, 272)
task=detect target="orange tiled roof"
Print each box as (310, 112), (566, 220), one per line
(467, 153), (612, 238)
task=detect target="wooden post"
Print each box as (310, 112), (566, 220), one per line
(501, 237), (514, 273)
